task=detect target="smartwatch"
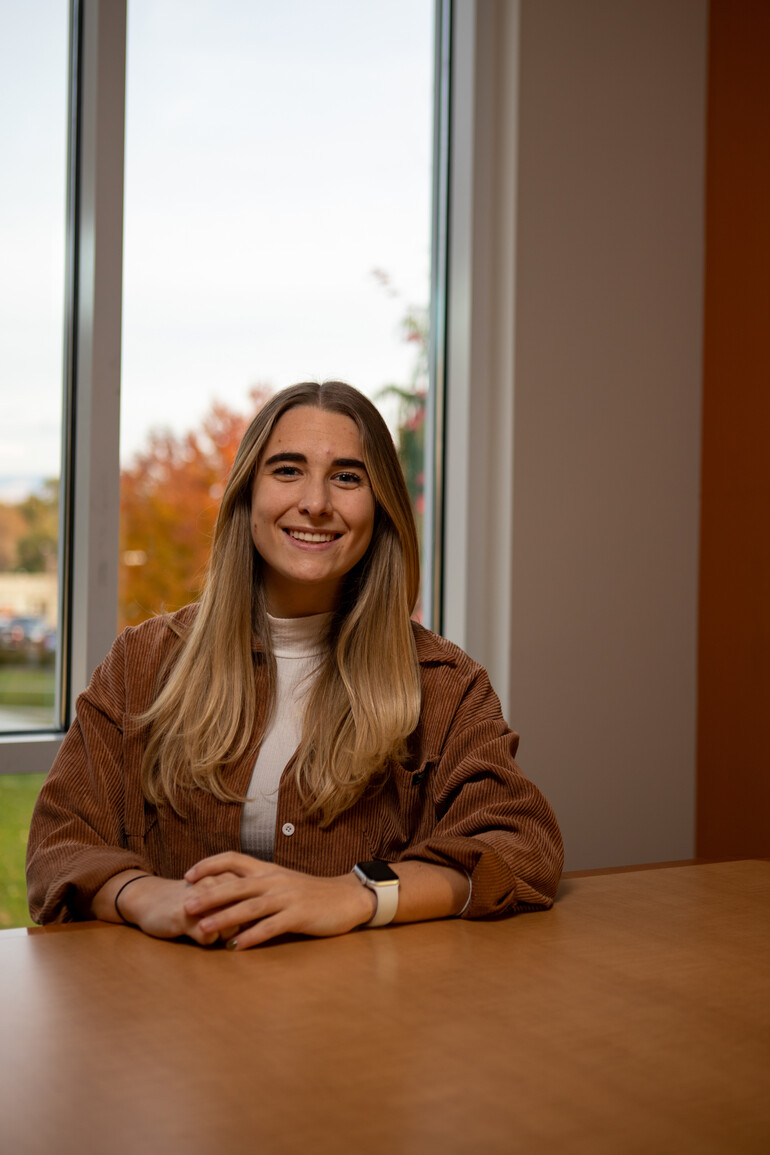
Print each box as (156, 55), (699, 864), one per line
(352, 860), (400, 928)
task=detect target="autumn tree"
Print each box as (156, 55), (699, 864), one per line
(17, 480), (59, 573)
(118, 387), (271, 630)
(0, 480), (59, 574)
(0, 503), (28, 572)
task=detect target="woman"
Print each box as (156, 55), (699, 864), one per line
(27, 382), (563, 949)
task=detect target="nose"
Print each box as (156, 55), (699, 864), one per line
(297, 474), (333, 518)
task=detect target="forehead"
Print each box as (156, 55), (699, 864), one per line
(262, 405), (364, 460)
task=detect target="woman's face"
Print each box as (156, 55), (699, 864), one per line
(250, 405), (376, 617)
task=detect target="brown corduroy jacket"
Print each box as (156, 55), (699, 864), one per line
(26, 608), (563, 924)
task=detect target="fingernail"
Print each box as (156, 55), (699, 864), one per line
(226, 938), (239, 952)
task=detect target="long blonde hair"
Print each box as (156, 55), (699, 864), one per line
(139, 381), (422, 823)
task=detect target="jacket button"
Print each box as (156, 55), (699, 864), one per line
(281, 822), (295, 836)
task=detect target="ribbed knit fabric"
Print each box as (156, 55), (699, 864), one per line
(240, 612), (331, 861)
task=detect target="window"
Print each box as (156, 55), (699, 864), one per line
(119, 0), (436, 630)
(0, 1), (69, 738)
(2, 0), (477, 776)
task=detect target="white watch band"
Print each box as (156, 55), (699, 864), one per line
(365, 879), (399, 927)
(352, 864), (400, 927)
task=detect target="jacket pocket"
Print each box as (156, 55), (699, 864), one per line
(364, 757), (437, 859)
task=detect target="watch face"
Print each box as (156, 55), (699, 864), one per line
(357, 859), (399, 883)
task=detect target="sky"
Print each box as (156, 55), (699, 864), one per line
(0, 0), (434, 496)
(0, 0), (68, 498)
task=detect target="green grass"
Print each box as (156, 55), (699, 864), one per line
(0, 774), (46, 929)
(0, 666), (55, 707)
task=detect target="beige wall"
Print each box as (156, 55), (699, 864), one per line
(506, 1), (707, 868)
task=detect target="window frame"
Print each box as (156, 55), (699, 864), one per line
(1, 0), (126, 773)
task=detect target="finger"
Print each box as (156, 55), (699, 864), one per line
(184, 920), (222, 947)
(226, 911), (295, 951)
(216, 924), (243, 943)
(191, 871), (241, 893)
(185, 852), (262, 882)
(184, 878), (266, 916)
(197, 894), (275, 935)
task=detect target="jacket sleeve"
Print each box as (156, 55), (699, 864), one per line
(397, 664), (564, 919)
(26, 630), (152, 924)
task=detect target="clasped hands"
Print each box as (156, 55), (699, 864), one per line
(115, 852), (377, 952)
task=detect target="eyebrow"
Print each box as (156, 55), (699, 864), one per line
(263, 451), (368, 471)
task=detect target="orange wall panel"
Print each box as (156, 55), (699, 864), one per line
(698, 0), (770, 856)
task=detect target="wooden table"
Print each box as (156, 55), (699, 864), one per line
(1, 860), (768, 1154)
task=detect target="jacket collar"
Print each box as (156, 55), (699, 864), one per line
(411, 621), (457, 666)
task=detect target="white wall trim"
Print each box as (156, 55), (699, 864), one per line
(442, 0), (519, 715)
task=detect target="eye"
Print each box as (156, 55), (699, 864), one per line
(271, 465), (301, 478)
(333, 471), (364, 485)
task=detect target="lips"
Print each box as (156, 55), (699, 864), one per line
(284, 529), (341, 543)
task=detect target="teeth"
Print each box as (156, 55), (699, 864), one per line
(287, 530), (337, 543)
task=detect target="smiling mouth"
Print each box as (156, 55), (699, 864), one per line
(284, 529), (341, 543)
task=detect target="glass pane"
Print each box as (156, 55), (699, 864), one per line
(120, 0), (434, 629)
(0, 1), (69, 734)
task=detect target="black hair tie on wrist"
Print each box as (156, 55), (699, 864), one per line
(114, 873), (152, 926)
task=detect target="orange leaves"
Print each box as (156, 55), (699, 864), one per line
(118, 387), (271, 630)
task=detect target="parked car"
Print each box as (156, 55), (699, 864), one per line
(0, 615), (49, 652)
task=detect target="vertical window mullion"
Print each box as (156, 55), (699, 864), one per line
(58, 0), (83, 732)
(66, 0), (126, 715)
(425, 0), (452, 633)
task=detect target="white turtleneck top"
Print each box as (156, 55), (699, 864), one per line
(240, 611), (331, 861)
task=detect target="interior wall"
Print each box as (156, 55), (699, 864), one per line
(697, 0), (770, 858)
(508, 1), (708, 869)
